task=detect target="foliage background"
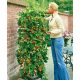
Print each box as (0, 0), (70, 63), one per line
(25, 0), (73, 15)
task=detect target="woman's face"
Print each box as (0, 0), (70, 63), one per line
(47, 6), (54, 14)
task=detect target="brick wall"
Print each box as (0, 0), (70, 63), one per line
(7, 1), (26, 79)
(68, 16), (73, 33)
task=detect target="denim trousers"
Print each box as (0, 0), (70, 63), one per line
(51, 37), (70, 80)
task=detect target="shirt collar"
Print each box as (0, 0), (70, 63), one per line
(52, 11), (58, 17)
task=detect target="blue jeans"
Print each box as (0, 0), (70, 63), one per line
(51, 37), (70, 80)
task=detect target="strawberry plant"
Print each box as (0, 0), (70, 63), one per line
(16, 9), (49, 80)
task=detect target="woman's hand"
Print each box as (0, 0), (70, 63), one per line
(46, 31), (51, 35)
(47, 31), (56, 36)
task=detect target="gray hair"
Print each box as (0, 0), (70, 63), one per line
(49, 2), (59, 11)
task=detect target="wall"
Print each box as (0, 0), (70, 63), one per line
(68, 16), (73, 33)
(7, 0), (26, 79)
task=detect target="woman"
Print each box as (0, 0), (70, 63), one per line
(45, 2), (70, 80)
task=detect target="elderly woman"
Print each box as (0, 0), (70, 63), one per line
(45, 2), (70, 80)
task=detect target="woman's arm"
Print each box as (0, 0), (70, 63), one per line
(44, 16), (52, 20)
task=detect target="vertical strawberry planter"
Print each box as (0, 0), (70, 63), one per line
(16, 9), (48, 80)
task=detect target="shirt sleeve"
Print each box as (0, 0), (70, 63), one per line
(50, 16), (65, 34)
